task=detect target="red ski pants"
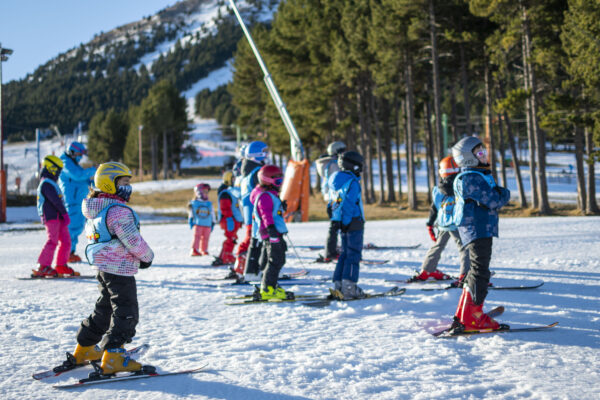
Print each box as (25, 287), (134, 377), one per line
(236, 224), (252, 256)
(219, 220), (241, 263)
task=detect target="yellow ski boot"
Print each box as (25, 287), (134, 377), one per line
(72, 344), (103, 365)
(100, 348), (142, 374)
(260, 286), (294, 300)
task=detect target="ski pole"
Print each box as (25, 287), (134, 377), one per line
(284, 234), (309, 270)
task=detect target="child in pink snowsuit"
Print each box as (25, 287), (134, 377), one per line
(188, 183), (215, 256)
(33, 155), (79, 277)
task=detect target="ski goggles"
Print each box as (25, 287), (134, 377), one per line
(273, 177), (284, 186)
(475, 148), (488, 158)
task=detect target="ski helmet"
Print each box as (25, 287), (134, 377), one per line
(451, 136), (483, 167)
(94, 162), (132, 195)
(338, 151), (364, 175)
(222, 171), (234, 186)
(438, 156), (460, 178)
(245, 141), (269, 162)
(258, 165), (284, 188)
(67, 141), (87, 157)
(194, 183), (211, 199)
(42, 155), (63, 177)
(327, 141), (347, 156)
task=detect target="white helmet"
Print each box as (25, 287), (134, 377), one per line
(327, 141), (346, 156)
(452, 136), (482, 167)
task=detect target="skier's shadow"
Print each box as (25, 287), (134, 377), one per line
(90, 369), (314, 399)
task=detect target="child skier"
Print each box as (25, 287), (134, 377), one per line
(188, 183), (215, 256)
(450, 137), (510, 332)
(409, 156), (470, 285)
(33, 155), (79, 277)
(250, 165), (292, 300)
(234, 141), (268, 278)
(58, 141), (96, 263)
(72, 162), (154, 374)
(314, 141), (346, 263)
(212, 171), (243, 266)
(328, 151), (366, 299)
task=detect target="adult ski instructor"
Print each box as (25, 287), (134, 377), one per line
(59, 141), (96, 263)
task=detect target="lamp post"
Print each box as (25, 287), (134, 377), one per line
(138, 125), (143, 181)
(0, 43), (13, 223)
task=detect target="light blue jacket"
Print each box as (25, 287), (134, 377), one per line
(58, 153), (96, 211)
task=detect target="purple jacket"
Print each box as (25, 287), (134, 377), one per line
(39, 169), (68, 221)
(250, 186), (278, 240)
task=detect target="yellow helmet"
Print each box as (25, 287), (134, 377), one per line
(94, 162), (132, 194)
(42, 155), (63, 176)
(223, 170), (233, 186)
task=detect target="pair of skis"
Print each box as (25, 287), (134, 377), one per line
(389, 278), (545, 291)
(18, 275), (96, 281)
(313, 255), (390, 265)
(431, 306), (559, 337)
(32, 344), (207, 389)
(298, 243), (421, 251)
(225, 286), (406, 306)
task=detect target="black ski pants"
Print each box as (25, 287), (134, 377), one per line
(76, 272), (138, 350)
(243, 237), (263, 275)
(325, 220), (340, 259)
(261, 239), (286, 290)
(464, 237), (493, 305)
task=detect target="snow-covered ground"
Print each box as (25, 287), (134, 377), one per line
(0, 216), (598, 399)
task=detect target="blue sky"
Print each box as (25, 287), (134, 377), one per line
(0, 0), (176, 83)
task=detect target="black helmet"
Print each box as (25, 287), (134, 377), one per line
(338, 151), (364, 175)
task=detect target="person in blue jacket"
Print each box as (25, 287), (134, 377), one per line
(328, 150), (366, 299)
(450, 136), (510, 333)
(58, 141), (96, 263)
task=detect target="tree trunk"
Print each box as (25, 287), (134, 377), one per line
(395, 94), (403, 201)
(404, 53), (417, 210)
(162, 131), (168, 180)
(356, 83), (371, 203)
(425, 96), (436, 204)
(484, 64), (497, 181)
(521, 33), (538, 209)
(574, 125), (586, 212)
(366, 88), (380, 203)
(496, 112), (508, 188)
(522, 4), (550, 214)
(503, 111), (527, 208)
(584, 126), (599, 213)
(370, 93), (386, 204)
(151, 135), (158, 181)
(381, 97), (396, 202)
(450, 78), (459, 143)
(429, 0), (443, 161)
(459, 43), (471, 136)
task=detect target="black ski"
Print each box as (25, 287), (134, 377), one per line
(53, 364), (208, 389)
(206, 269), (310, 282)
(301, 243), (420, 251)
(313, 255), (389, 265)
(19, 275), (96, 281)
(436, 322), (559, 338)
(431, 307), (505, 337)
(32, 344), (149, 380)
(302, 286), (406, 308)
(420, 282), (544, 291)
(225, 294), (327, 306)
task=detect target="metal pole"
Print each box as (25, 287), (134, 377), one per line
(138, 125), (143, 181)
(227, 0), (305, 161)
(0, 43), (5, 223)
(36, 128), (41, 173)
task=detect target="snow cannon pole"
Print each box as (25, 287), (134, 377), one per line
(227, 0), (304, 162)
(228, 0), (310, 222)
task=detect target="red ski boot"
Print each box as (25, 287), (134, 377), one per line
(55, 265), (80, 277)
(408, 269), (453, 282)
(31, 265), (58, 278)
(68, 252), (82, 263)
(190, 249), (202, 257)
(458, 289), (503, 332)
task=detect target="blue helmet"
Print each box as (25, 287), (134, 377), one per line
(68, 141), (87, 157)
(244, 141), (268, 162)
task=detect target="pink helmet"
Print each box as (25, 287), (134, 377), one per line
(194, 183), (211, 199)
(258, 165), (284, 188)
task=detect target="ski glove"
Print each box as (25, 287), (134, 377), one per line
(188, 218), (194, 229)
(226, 217), (234, 232)
(267, 225), (280, 243)
(331, 220), (341, 231)
(427, 225), (436, 242)
(326, 203), (333, 219)
(139, 260), (152, 269)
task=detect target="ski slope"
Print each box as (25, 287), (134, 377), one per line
(0, 216), (598, 399)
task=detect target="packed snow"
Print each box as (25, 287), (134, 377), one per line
(0, 215), (598, 399)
